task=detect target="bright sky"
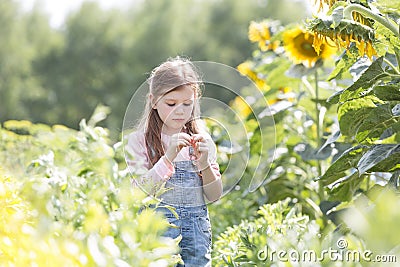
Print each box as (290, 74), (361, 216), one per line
(17, 0), (133, 28)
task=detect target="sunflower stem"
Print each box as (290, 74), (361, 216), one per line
(314, 70), (325, 206)
(343, 4), (400, 38)
(315, 70), (321, 178)
(302, 76), (316, 98)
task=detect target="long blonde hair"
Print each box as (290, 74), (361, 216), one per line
(139, 56), (203, 166)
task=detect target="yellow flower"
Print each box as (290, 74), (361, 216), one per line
(283, 27), (337, 67)
(237, 61), (255, 78)
(309, 19), (376, 59)
(231, 96), (252, 119)
(237, 61), (269, 92)
(248, 21), (277, 51)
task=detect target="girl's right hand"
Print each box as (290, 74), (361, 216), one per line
(165, 132), (192, 162)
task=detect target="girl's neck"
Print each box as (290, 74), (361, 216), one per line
(161, 123), (191, 136)
(161, 128), (183, 136)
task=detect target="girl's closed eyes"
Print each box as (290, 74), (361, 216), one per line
(165, 100), (193, 107)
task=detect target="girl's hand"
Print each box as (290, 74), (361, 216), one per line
(191, 134), (211, 170)
(165, 132), (192, 162)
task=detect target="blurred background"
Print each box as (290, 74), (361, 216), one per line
(1, 0), (310, 139)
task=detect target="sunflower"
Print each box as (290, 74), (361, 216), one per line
(231, 96), (252, 119)
(248, 21), (278, 51)
(237, 61), (269, 91)
(308, 18), (376, 59)
(283, 27), (337, 67)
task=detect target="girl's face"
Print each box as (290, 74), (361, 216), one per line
(153, 85), (195, 135)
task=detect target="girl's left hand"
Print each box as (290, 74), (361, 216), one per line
(191, 134), (211, 170)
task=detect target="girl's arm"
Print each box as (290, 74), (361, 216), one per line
(199, 163), (223, 202)
(126, 131), (174, 185)
(192, 134), (223, 202)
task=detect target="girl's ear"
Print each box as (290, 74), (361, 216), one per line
(149, 94), (157, 109)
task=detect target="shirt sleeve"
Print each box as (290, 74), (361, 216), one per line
(125, 131), (174, 184)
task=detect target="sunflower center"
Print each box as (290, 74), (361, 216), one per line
(301, 42), (314, 51)
(294, 35), (318, 57)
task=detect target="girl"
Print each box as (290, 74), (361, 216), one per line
(126, 56), (223, 267)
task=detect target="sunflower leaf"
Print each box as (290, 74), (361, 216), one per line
(354, 104), (395, 144)
(357, 144), (400, 174)
(327, 171), (363, 202)
(327, 89), (344, 104)
(337, 95), (380, 136)
(327, 46), (359, 81)
(373, 84), (400, 101)
(346, 57), (386, 92)
(317, 145), (365, 186)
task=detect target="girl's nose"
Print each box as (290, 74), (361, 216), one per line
(174, 104), (185, 114)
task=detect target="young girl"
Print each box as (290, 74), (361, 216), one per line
(126, 56), (223, 267)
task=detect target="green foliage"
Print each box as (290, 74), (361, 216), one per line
(213, 199), (319, 266)
(236, 0), (400, 204)
(214, 1), (400, 256)
(340, 187), (400, 261)
(212, 198), (386, 267)
(222, 20), (340, 227)
(0, 108), (181, 266)
(322, 55), (400, 199)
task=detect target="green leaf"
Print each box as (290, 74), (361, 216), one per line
(318, 130), (341, 154)
(337, 96), (379, 137)
(357, 144), (400, 174)
(349, 57), (371, 82)
(338, 59), (389, 103)
(388, 170), (400, 189)
(318, 146), (365, 186)
(345, 57), (388, 93)
(375, 0), (400, 16)
(369, 151), (400, 172)
(373, 84), (400, 101)
(327, 89), (344, 104)
(327, 46), (359, 81)
(379, 123), (400, 144)
(355, 104), (395, 143)
(265, 60), (299, 89)
(339, 85), (374, 103)
(327, 171), (364, 202)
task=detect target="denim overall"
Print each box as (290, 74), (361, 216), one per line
(156, 160), (212, 267)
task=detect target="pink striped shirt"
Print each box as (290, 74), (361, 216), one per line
(126, 130), (221, 184)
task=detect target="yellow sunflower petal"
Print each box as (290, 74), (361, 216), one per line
(283, 27), (336, 67)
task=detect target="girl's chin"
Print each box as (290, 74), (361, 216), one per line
(171, 120), (187, 126)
